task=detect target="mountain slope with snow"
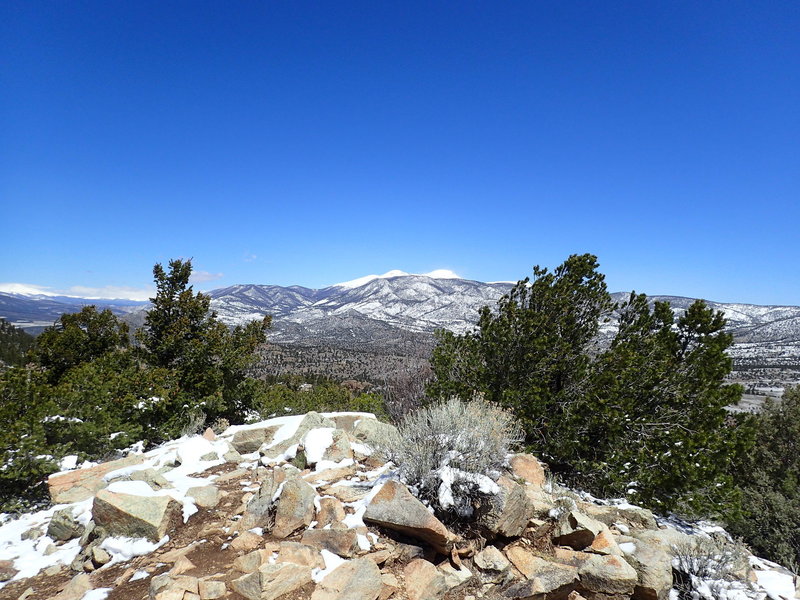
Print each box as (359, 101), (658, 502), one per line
(3, 272), (799, 391)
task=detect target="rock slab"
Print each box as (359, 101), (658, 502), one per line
(363, 480), (454, 553)
(92, 489), (183, 542)
(311, 557), (383, 600)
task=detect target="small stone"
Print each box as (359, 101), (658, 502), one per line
(510, 453), (547, 486)
(232, 426), (279, 454)
(233, 549), (274, 573)
(272, 478), (316, 538)
(311, 557), (383, 600)
(405, 559), (449, 600)
(53, 573), (92, 600)
(91, 546), (111, 566)
(366, 549), (393, 565)
(202, 428), (217, 441)
(18, 587), (35, 600)
(588, 527), (623, 556)
(576, 554), (638, 599)
(379, 573), (401, 600)
(240, 469), (286, 530)
(0, 560), (19, 581)
(169, 556), (196, 575)
(130, 468), (173, 491)
(301, 528), (359, 558)
(438, 561), (472, 590)
(21, 527), (43, 541)
(47, 508), (83, 541)
(172, 575), (200, 594)
(232, 562), (312, 600)
(363, 480), (456, 553)
(187, 485), (220, 509)
(475, 545), (511, 573)
(477, 476), (533, 539)
(502, 557), (579, 600)
(92, 489), (183, 543)
(316, 496), (347, 527)
(198, 579), (226, 599)
(277, 541), (325, 569)
(231, 531), (263, 553)
(553, 511), (604, 550)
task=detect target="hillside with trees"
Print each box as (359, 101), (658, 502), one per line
(0, 318), (35, 368)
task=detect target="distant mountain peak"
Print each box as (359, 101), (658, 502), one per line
(332, 269), (461, 289)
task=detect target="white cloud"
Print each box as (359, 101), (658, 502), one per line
(190, 270), (224, 283)
(0, 282), (154, 302)
(65, 286), (154, 301)
(243, 252), (257, 262)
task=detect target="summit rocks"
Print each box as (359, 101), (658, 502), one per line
(0, 412), (795, 600)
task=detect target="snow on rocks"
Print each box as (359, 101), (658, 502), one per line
(1, 411), (798, 600)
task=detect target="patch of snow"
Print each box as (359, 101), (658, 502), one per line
(356, 533), (371, 551)
(303, 428), (335, 464)
(81, 588), (112, 600)
(312, 549), (348, 582)
(314, 458), (354, 473)
(100, 535), (169, 566)
(59, 455), (79, 470)
(751, 557), (797, 600)
(619, 542), (637, 554)
(130, 570), (150, 581)
(350, 442), (373, 456)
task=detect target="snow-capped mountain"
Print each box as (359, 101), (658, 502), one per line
(208, 271), (511, 335)
(2, 271), (799, 392)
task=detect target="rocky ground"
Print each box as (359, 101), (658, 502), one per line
(0, 412), (797, 600)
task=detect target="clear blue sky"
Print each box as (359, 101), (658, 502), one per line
(2, 1), (798, 304)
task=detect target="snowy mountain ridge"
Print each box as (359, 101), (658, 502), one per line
(2, 271), (799, 392)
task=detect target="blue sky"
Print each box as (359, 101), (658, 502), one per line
(2, 1), (798, 304)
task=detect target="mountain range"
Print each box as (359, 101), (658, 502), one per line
(1, 270), (798, 394)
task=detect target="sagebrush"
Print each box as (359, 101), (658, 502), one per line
(381, 396), (522, 521)
(671, 536), (755, 600)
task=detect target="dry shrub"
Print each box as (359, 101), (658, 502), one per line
(671, 535), (756, 600)
(382, 396), (522, 521)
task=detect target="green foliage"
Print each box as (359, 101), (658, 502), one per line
(581, 293), (752, 514)
(252, 379), (388, 421)
(30, 306), (130, 383)
(429, 255), (751, 517)
(0, 318), (35, 368)
(429, 253), (613, 457)
(0, 367), (58, 510)
(0, 258), (272, 511)
(727, 386), (800, 569)
(136, 258), (271, 426)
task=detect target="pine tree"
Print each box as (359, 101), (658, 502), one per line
(727, 386), (800, 569)
(585, 293), (751, 514)
(429, 253), (613, 463)
(429, 256), (752, 516)
(136, 259), (270, 425)
(30, 306), (130, 383)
